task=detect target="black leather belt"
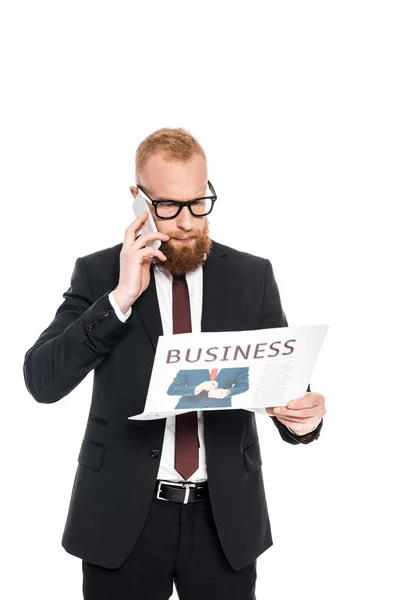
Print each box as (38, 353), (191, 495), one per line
(155, 480), (209, 504)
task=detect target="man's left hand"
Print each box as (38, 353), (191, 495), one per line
(265, 392), (326, 435)
(208, 388), (230, 399)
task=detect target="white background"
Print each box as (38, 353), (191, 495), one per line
(1, 1), (399, 598)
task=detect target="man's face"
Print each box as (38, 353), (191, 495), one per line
(129, 152), (212, 276)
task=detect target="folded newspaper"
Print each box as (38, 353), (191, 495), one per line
(129, 324), (329, 420)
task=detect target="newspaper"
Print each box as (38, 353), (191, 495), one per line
(128, 324), (329, 420)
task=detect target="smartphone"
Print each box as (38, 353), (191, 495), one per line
(132, 190), (161, 250)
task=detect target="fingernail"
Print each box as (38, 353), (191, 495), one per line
(274, 407), (281, 413)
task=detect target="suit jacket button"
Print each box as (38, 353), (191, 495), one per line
(150, 449), (161, 458)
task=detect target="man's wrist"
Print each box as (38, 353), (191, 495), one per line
(112, 287), (136, 315)
(109, 291), (132, 322)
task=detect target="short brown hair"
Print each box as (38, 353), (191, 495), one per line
(135, 127), (207, 184)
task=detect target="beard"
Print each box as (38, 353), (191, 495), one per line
(158, 220), (212, 276)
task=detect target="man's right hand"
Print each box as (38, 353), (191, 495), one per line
(113, 213), (170, 314)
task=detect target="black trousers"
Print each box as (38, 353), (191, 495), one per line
(82, 489), (257, 599)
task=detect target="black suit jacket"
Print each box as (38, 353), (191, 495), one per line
(23, 239), (322, 571)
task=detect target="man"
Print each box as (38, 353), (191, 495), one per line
(23, 127), (326, 600)
(167, 367), (250, 409)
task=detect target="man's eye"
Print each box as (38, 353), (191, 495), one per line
(162, 202), (177, 207)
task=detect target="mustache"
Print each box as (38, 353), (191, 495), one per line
(166, 233), (199, 239)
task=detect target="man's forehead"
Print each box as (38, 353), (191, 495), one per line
(155, 185), (208, 200)
(140, 153), (208, 199)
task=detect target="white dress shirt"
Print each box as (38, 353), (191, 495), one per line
(108, 263), (307, 482)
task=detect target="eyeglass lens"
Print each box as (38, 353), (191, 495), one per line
(156, 198), (213, 218)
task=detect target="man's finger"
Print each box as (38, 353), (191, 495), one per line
(271, 407), (322, 419)
(266, 404), (326, 419)
(124, 212), (149, 244)
(287, 392), (324, 410)
(133, 231), (170, 249)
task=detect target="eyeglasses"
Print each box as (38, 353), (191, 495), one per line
(136, 180), (217, 220)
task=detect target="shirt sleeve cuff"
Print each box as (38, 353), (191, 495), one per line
(287, 424), (318, 435)
(108, 291), (132, 322)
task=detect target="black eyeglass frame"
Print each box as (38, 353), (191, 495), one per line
(136, 180), (217, 220)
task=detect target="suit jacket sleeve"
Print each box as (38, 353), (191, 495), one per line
(167, 371), (199, 396)
(260, 259), (323, 444)
(226, 368), (249, 397)
(23, 256), (134, 404)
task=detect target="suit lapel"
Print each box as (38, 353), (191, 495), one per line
(202, 241), (245, 332)
(134, 267), (163, 351)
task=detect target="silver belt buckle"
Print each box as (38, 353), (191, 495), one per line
(156, 480), (196, 504)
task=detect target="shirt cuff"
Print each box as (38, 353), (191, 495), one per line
(287, 424), (318, 435)
(108, 291), (132, 322)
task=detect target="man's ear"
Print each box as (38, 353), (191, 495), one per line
(129, 186), (138, 198)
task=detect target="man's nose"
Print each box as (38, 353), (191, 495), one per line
(176, 205), (194, 230)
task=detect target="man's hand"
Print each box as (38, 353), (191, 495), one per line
(265, 392), (326, 435)
(208, 388), (230, 399)
(113, 213), (170, 313)
(196, 380), (219, 393)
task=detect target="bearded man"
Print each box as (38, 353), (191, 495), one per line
(23, 127), (326, 600)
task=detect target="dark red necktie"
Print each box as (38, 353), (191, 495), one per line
(172, 275), (199, 480)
